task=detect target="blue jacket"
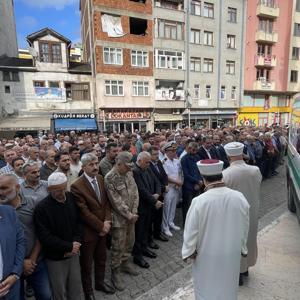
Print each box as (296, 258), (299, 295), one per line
(181, 153), (202, 192)
(0, 205), (26, 280)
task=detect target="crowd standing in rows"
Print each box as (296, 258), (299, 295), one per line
(0, 125), (288, 300)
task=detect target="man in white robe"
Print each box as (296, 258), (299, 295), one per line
(182, 159), (249, 300)
(223, 142), (262, 285)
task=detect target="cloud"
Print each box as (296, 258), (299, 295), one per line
(20, 16), (38, 28)
(21, 0), (78, 10)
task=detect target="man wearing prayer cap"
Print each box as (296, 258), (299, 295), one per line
(34, 172), (83, 300)
(182, 159), (249, 300)
(223, 142), (262, 286)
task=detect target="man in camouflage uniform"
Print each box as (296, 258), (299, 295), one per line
(104, 151), (139, 291)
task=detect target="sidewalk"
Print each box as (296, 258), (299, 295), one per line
(164, 212), (300, 300)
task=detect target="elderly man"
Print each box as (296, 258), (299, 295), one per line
(132, 151), (162, 268)
(223, 142), (262, 286)
(40, 150), (56, 180)
(0, 149), (17, 175)
(34, 172), (82, 300)
(182, 159), (249, 300)
(105, 152), (139, 291)
(162, 141), (182, 237)
(71, 153), (114, 298)
(99, 143), (118, 177)
(27, 147), (42, 168)
(0, 174), (51, 300)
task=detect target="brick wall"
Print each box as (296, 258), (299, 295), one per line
(95, 46), (153, 76)
(93, 0), (152, 14)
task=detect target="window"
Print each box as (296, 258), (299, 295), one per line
(259, 19), (273, 33)
(132, 81), (149, 96)
(295, 23), (300, 37)
(203, 2), (214, 18)
(297, 0), (300, 11)
(65, 83), (90, 100)
(203, 58), (213, 73)
(220, 86), (226, 100)
(205, 85), (211, 99)
(155, 50), (184, 70)
(257, 43), (272, 55)
(49, 81), (60, 88)
(39, 42), (62, 63)
(131, 50), (148, 67)
(5, 86), (10, 94)
(228, 7), (237, 23)
(203, 31), (213, 46)
(190, 57), (201, 72)
(194, 84), (200, 99)
(292, 47), (300, 60)
(227, 35), (236, 49)
(190, 29), (201, 44)
(191, 0), (201, 16)
(258, 113), (268, 127)
(2, 71), (19, 82)
(103, 47), (123, 65)
(12, 72), (19, 81)
(105, 80), (124, 96)
(256, 69), (270, 81)
(33, 81), (45, 87)
(129, 17), (147, 35)
(157, 19), (183, 40)
(3, 71), (10, 81)
(291, 70), (298, 83)
(226, 60), (235, 75)
(231, 86), (236, 100)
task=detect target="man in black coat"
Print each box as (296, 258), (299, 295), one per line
(198, 136), (218, 160)
(212, 135), (229, 168)
(132, 151), (162, 269)
(148, 146), (169, 244)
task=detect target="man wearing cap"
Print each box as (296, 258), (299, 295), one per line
(182, 159), (249, 300)
(162, 141), (182, 237)
(34, 172), (83, 300)
(105, 152), (139, 291)
(223, 142), (262, 285)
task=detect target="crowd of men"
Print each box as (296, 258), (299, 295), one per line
(0, 125), (288, 300)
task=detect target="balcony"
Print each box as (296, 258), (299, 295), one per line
(253, 79), (276, 91)
(255, 54), (277, 67)
(155, 100), (186, 109)
(257, 1), (279, 19)
(255, 30), (278, 43)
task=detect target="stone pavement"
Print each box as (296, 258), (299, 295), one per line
(96, 162), (287, 300)
(163, 211), (300, 300)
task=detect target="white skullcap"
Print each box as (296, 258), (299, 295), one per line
(48, 172), (67, 190)
(197, 159), (224, 176)
(224, 142), (244, 157)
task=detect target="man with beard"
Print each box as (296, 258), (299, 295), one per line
(40, 150), (56, 181)
(0, 174), (52, 300)
(0, 177), (26, 299)
(99, 143), (118, 177)
(69, 147), (82, 177)
(11, 157), (25, 184)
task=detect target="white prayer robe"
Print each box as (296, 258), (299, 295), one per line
(182, 187), (249, 300)
(223, 160), (262, 273)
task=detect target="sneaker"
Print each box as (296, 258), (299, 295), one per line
(170, 224), (181, 231)
(163, 230), (173, 237)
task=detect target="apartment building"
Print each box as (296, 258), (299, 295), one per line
(241, 0), (294, 127)
(81, 0), (154, 132)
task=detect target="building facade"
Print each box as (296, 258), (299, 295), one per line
(241, 0), (294, 127)
(0, 28), (94, 136)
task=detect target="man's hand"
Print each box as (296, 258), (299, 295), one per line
(71, 242), (81, 255)
(153, 194), (160, 200)
(130, 214), (139, 223)
(0, 275), (18, 297)
(23, 259), (37, 276)
(155, 200), (163, 210)
(100, 220), (111, 236)
(176, 180), (183, 186)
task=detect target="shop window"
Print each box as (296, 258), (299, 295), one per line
(130, 17), (147, 35)
(258, 113), (268, 126)
(5, 86), (10, 94)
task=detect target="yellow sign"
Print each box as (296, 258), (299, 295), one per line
(238, 113), (258, 126)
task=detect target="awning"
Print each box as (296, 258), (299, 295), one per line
(0, 117), (50, 131)
(54, 118), (98, 131)
(153, 114), (183, 122)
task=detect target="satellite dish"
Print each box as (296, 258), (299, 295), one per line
(28, 47), (38, 58)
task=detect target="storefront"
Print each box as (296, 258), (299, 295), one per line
(153, 113), (183, 130)
(99, 109), (153, 133)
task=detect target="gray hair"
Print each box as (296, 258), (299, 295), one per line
(81, 153), (98, 166)
(22, 162), (39, 174)
(0, 173), (18, 184)
(116, 151), (133, 164)
(137, 151), (151, 162)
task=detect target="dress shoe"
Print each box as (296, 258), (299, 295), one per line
(84, 293), (96, 300)
(239, 274), (244, 286)
(170, 224), (181, 231)
(142, 248), (157, 259)
(154, 233), (169, 242)
(163, 230), (173, 237)
(95, 282), (115, 294)
(133, 257), (150, 268)
(121, 261), (139, 276)
(149, 241), (159, 249)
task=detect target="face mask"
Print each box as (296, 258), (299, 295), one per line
(0, 188), (17, 204)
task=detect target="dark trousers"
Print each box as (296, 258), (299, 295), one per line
(149, 201), (163, 240)
(133, 211), (151, 259)
(182, 189), (199, 227)
(80, 236), (107, 295)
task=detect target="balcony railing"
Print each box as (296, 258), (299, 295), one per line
(253, 79), (276, 91)
(255, 54), (276, 67)
(257, 1), (279, 18)
(255, 30), (278, 43)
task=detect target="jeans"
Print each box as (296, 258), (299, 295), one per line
(20, 259), (52, 300)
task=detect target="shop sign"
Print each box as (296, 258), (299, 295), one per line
(105, 111), (151, 120)
(53, 113), (95, 119)
(238, 113), (258, 126)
